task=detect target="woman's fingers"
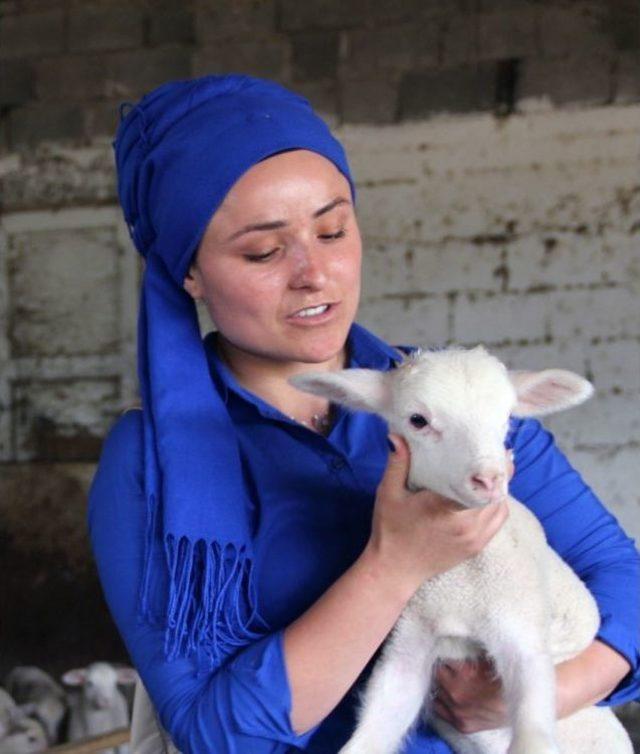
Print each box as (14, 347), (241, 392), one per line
(461, 497), (509, 528)
(432, 699), (456, 726)
(377, 433), (410, 497)
(506, 448), (515, 481)
(433, 656), (508, 734)
(454, 499), (510, 555)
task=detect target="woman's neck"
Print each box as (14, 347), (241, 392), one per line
(214, 334), (348, 427)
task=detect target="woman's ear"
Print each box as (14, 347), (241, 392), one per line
(183, 261), (203, 301)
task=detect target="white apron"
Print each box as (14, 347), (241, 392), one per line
(130, 679), (181, 754)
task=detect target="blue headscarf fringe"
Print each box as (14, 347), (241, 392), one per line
(163, 536), (268, 668)
(138, 493), (269, 671)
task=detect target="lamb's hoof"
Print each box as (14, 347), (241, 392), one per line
(508, 731), (560, 754)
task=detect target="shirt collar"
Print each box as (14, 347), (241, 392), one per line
(203, 322), (407, 407)
(347, 321), (408, 370)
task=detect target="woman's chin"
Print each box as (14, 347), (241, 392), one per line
(286, 347), (344, 368)
(295, 333), (351, 365)
(218, 323), (352, 369)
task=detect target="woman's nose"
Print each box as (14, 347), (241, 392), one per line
(289, 245), (327, 289)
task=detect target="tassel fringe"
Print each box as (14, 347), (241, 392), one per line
(139, 495), (269, 671)
(164, 536), (269, 667)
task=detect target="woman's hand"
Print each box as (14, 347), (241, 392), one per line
(432, 639), (631, 734)
(433, 656), (508, 733)
(364, 434), (510, 599)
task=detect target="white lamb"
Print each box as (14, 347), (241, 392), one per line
(0, 689), (47, 754)
(4, 666), (67, 746)
(0, 690), (16, 742)
(290, 345), (633, 754)
(61, 662), (136, 754)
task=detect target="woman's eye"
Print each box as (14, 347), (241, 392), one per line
(245, 249), (278, 262)
(319, 228), (346, 241)
(409, 414), (429, 429)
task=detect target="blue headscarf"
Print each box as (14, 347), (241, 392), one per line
(113, 74), (356, 670)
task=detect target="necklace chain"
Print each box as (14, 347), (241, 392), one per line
(290, 407), (333, 433)
(216, 341), (333, 433)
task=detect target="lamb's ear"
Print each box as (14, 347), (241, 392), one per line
(115, 667), (138, 686)
(61, 669), (86, 687)
(288, 369), (391, 414)
(510, 369), (594, 417)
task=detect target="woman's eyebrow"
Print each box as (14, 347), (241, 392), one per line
(313, 196), (350, 218)
(225, 196), (350, 242)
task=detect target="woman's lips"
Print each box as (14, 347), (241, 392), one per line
(287, 302), (338, 324)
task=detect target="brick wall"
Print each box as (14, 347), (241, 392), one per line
(0, 0), (638, 710)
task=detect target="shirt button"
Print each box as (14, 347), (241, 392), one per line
(330, 458), (346, 471)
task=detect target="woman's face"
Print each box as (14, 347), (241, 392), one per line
(183, 149), (362, 369)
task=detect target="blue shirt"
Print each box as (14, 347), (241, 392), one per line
(88, 323), (640, 754)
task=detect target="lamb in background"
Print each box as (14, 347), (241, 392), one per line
(0, 690), (17, 742)
(4, 666), (67, 747)
(290, 345), (633, 754)
(61, 662), (137, 754)
(0, 688), (47, 754)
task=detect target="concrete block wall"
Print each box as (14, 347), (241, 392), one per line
(1, 0), (639, 148)
(0, 205), (140, 673)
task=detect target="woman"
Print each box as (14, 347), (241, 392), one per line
(89, 74), (640, 754)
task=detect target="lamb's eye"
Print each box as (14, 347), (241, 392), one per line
(409, 414), (429, 429)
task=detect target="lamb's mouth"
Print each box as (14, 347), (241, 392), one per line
(448, 484), (488, 509)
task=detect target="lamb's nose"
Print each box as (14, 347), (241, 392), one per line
(470, 470), (504, 497)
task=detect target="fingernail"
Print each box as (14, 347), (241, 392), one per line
(387, 436), (396, 452)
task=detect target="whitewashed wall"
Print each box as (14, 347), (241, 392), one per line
(1, 104), (638, 541)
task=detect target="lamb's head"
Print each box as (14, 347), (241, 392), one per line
(289, 345), (593, 508)
(61, 662), (136, 710)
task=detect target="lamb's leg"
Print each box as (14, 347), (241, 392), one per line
(485, 630), (559, 754)
(339, 616), (436, 754)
